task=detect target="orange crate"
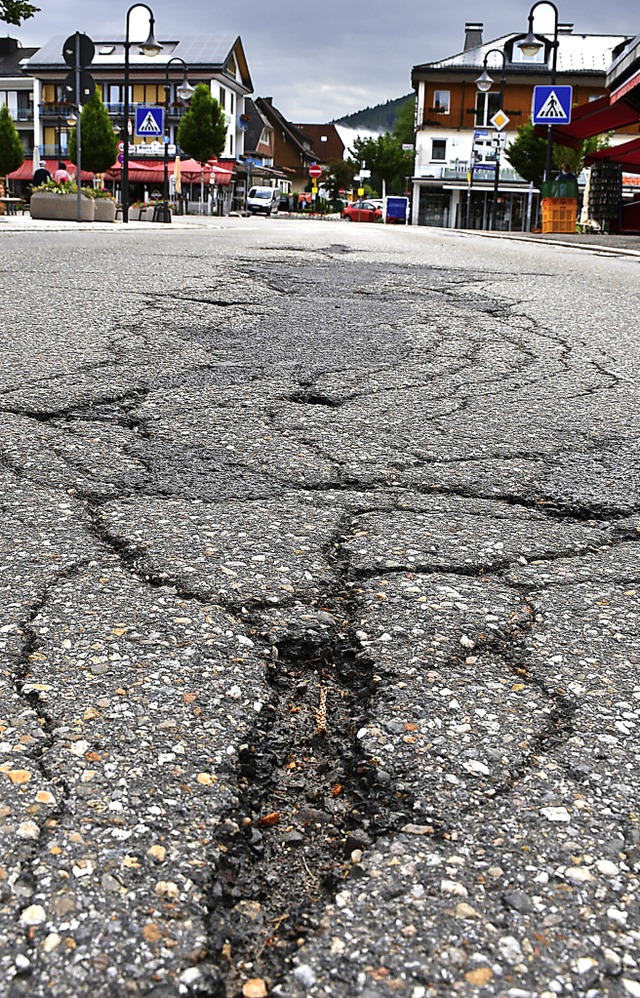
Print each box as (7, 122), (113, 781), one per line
(542, 197), (577, 233)
(542, 197), (577, 209)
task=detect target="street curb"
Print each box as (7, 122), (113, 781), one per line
(467, 229), (640, 259)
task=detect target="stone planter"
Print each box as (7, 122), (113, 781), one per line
(30, 191), (95, 221)
(93, 199), (117, 222)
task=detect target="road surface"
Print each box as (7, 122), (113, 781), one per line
(0, 217), (638, 997)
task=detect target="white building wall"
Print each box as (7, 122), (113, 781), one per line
(209, 78), (244, 159)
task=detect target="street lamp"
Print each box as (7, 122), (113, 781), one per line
(518, 1), (560, 183)
(161, 57), (194, 223)
(122, 3), (162, 224)
(475, 48), (507, 231)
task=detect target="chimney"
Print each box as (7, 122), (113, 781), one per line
(558, 23), (574, 33)
(464, 23), (483, 51)
(0, 37), (19, 56)
(262, 97), (273, 106)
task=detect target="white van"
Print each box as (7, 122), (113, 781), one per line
(247, 186), (280, 216)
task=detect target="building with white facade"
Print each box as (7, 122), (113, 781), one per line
(410, 21), (634, 228)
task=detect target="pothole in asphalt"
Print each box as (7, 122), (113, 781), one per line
(206, 629), (406, 996)
(287, 391), (343, 408)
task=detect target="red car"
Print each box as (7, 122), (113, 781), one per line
(342, 200), (383, 222)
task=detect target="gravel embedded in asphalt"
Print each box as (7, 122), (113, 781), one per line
(0, 218), (638, 997)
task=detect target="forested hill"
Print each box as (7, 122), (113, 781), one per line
(333, 94), (413, 133)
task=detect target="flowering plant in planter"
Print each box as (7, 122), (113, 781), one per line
(32, 179), (79, 195)
(83, 186), (117, 202)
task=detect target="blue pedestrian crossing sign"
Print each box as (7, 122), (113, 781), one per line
(532, 86), (573, 125)
(135, 106), (164, 137)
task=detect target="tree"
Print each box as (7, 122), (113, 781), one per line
(0, 103), (24, 177)
(392, 97), (416, 147)
(351, 132), (413, 195)
(505, 121), (611, 187)
(552, 132), (610, 175)
(177, 83), (227, 166)
(68, 89), (118, 174)
(504, 122), (548, 188)
(0, 0), (38, 24)
(326, 158), (356, 198)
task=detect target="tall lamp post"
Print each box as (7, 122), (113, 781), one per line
(476, 48), (507, 231)
(162, 57), (194, 223)
(122, 3), (162, 224)
(518, 1), (560, 184)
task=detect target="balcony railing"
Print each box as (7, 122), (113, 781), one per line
(38, 103), (76, 117)
(40, 144), (71, 157)
(417, 161), (528, 183)
(39, 100), (191, 122)
(10, 108), (34, 122)
(104, 102), (189, 119)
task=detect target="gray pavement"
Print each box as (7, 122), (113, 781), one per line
(0, 215), (638, 998)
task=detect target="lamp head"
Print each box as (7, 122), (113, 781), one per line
(176, 79), (195, 101)
(139, 19), (162, 57)
(475, 68), (494, 93)
(66, 111), (78, 126)
(518, 30), (543, 57)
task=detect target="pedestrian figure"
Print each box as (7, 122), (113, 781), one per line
(556, 163), (577, 182)
(32, 160), (51, 186)
(544, 94), (561, 117)
(54, 161), (71, 183)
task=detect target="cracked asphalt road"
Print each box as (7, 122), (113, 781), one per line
(0, 218), (638, 998)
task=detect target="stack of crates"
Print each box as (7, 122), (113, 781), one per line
(540, 180), (579, 234)
(541, 196), (578, 233)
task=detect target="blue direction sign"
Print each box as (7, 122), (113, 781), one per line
(135, 106), (164, 137)
(532, 85), (573, 125)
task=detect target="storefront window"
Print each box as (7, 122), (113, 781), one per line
(418, 189), (449, 226)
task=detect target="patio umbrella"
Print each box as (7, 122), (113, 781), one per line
(174, 156), (182, 195)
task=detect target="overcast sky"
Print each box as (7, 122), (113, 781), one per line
(3, 0), (638, 120)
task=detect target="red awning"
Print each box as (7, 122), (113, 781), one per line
(536, 94), (640, 148)
(585, 136), (640, 174)
(8, 158), (94, 182)
(104, 160), (176, 185)
(208, 163), (233, 186)
(103, 158), (233, 186)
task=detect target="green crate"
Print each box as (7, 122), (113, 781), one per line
(541, 180), (579, 199)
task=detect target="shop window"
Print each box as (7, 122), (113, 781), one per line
(431, 139), (447, 161)
(433, 90), (450, 114)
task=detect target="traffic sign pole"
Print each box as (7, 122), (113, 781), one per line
(61, 33), (95, 223)
(75, 32), (82, 224)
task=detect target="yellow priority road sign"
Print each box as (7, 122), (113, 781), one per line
(490, 109), (510, 131)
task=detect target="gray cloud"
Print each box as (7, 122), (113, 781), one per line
(5, 0), (637, 120)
